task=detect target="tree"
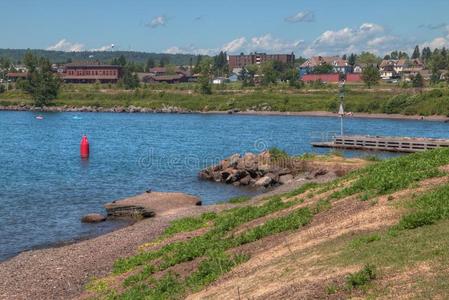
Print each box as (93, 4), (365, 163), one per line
(421, 47), (432, 62)
(145, 58), (155, 71)
(285, 67), (300, 88)
(260, 61), (278, 85)
(198, 58), (213, 94)
(361, 64), (380, 88)
(311, 64), (333, 74)
(348, 53), (357, 66)
(20, 52), (61, 106)
(193, 55), (203, 74)
(213, 51), (228, 76)
(245, 64), (258, 86)
(356, 52), (380, 66)
(159, 55), (170, 67)
(412, 45), (421, 59)
(412, 73), (424, 88)
(120, 69), (139, 89)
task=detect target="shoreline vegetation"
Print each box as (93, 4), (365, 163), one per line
(1, 83), (449, 121)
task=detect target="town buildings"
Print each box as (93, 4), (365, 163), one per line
(62, 62), (122, 83)
(228, 53), (295, 69)
(137, 66), (195, 84)
(299, 56), (353, 77)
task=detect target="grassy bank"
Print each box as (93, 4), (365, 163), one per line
(2, 83), (449, 116)
(84, 148), (449, 299)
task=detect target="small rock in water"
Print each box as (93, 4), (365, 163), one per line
(81, 213), (107, 223)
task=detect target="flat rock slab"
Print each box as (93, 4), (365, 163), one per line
(104, 192), (201, 218)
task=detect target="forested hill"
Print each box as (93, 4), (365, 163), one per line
(0, 49), (200, 65)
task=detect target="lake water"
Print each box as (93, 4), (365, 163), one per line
(1, 111), (449, 261)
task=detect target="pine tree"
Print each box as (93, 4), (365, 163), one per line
(412, 45), (420, 59)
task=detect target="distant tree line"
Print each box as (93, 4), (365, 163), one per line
(0, 49), (199, 66)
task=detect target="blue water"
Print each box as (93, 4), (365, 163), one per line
(1, 111), (449, 261)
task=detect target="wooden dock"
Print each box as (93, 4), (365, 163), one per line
(311, 135), (449, 153)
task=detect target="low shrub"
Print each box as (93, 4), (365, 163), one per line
(346, 264), (377, 288)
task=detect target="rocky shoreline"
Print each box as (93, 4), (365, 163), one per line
(199, 151), (362, 188)
(1, 104), (448, 122)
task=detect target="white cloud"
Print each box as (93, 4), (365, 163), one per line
(165, 45), (216, 56)
(421, 37), (449, 49)
(165, 34), (304, 56)
(420, 26), (449, 49)
(222, 37), (247, 53)
(47, 39), (85, 52)
(147, 16), (167, 28)
(303, 23), (399, 56)
(285, 11), (315, 23)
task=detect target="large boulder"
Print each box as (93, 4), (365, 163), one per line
(255, 176), (272, 187)
(279, 174), (294, 185)
(105, 192), (201, 219)
(81, 213), (106, 223)
(228, 154), (241, 168)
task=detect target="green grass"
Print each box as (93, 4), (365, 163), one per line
(5, 83), (449, 116)
(329, 148), (449, 201)
(163, 212), (217, 237)
(109, 189), (317, 299)
(395, 183), (449, 231)
(227, 196), (251, 204)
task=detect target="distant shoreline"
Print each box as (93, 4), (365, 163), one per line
(1, 105), (448, 122)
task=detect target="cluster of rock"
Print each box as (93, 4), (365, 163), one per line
(1, 105), (262, 115)
(0, 104), (191, 114)
(198, 151), (303, 188)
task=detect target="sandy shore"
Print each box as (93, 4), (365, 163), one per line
(1, 105), (448, 122)
(218, 110), (449, 122)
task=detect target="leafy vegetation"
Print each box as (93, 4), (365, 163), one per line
(163, 212), (217, 237)
(346, 264), (377, 288)
(18, 52), (61, 106)
(395, 183), (449, 230)
(329, 148), (449, 201)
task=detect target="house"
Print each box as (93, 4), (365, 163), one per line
(6, 72), (29, 82)
(228, 53), (295, 69)
(212, 77), (229, 85)
(301, 74), (340, 83)
(62, 62), (122, 83)
(139, 67), (194, 84)
(139, 73), (189, 84)
(353, 65), (363, 73)
(379, 59), (410, 79)
(380, 65), (398, 80)
(299, 56), (352, 77)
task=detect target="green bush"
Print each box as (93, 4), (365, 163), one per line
(346, 264), (377, 288)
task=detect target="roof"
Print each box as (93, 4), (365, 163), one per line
(147, 74), (186, 81)
(300, 56), (344, 68)
(6, 72), (28, 78)
(65, 62), (121, 69)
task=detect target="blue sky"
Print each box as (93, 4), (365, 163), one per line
(1, 0), (449, 56)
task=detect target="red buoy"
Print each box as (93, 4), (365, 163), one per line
(80, 135), (90, 159)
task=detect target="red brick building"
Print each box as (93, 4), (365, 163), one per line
(228, 53), (295, 69)
(62, 62), (122, 83)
